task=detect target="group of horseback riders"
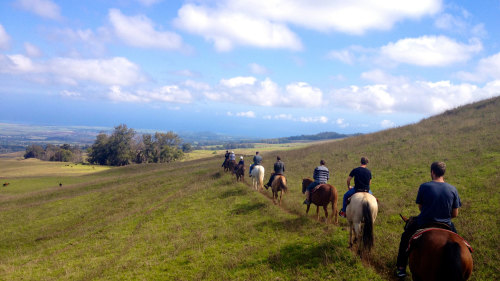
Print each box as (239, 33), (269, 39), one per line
(222, 152), (462, 278)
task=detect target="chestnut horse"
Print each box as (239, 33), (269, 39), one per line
(301, 178), (338, 224)
(346, 192), (378, 255)
(401, 216), (473, 281)
(270, 175), (288, 205)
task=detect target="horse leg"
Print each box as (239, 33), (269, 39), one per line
(332, 197), (338, 225)
(316, 206), (320, 221)
(279, 190), (282, 206)
(348, 222), (353, 248)
(306, 204), (311, 215)
(323, 205), (328, 223)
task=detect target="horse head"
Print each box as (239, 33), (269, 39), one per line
(301, 178), (313, 194)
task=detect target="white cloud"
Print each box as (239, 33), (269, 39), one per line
(208, 77), (324, 108)
(330, 71), (500, 114)
(361, 69), (409, 85)
(0, 24), (10, 49)
(381, 119), (396, 129)
(336, 118), (349, 128)
(16, 0), (62, 20)
(108, 85), (192, 104)
(183, 80), (211, 91)
(0, 54), (146, 86)
(24, 42), (42, 57)
(327, 49), (355, 64)
(299, 116), (328, 123)
(456, 52), (500, 82)
(237, 111), (256, 118)
(220, 76), (257, 87)
(249, 63), (269, 75)
(174, 4), (302, 51)
(60, 90), (81, 98)
(173, 0), (441, 51)
(109, 9), (183, 50)
(380, 36), (482, 66)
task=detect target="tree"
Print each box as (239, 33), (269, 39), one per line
(24, 144), (44, 159)
(107, 124), (136, 166)
(87, 133), (110, 165)
(182, 143), (193, 153)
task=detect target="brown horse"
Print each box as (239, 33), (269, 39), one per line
(301, 178), (338, 224)
(223, 160), (236, 172)
(401, 216), (473, 281)
(3, 182), (9, 187)
(233, 164), (245, 182)
(270, 175), (287, 205)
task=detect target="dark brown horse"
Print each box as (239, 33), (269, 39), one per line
(270, 175), (287, 205)
(223, 160), (236, 172)
(3, 182), (9, 187)
(401, 216), (473, 281)
(233, 164), (245, 182)
(301, 178), (338, 224)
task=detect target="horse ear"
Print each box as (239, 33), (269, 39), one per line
(399, 214), (409, 222)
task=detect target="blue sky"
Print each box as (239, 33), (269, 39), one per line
(0, 0), (499, 138)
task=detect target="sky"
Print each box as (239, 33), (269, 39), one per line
(0, 0), (499, 138)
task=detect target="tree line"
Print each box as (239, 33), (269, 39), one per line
(24, 124), (189, 166)
(24, 143), (83, 162)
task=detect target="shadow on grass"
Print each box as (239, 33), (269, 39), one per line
(232, 202), (267, 215)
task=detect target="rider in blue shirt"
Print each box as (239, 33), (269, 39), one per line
(339, 157), (372, 218)
(395, 162), (461, 278)
(249, 151), (263, 177)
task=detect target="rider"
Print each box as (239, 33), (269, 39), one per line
(303, 160), (329, 204)
(237, 156), (244, 167)
(249, 151), (263, 177)
(339, 157), (373, 218)
(222, 150), (229, 167)
(229, 151), (236, 162)
(395, 161), (462, 278)
(264, 156), (285, 189)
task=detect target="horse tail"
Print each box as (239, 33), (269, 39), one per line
(279, 177), (288, 193)
(440, 241), (464, 281)
(362, 201), (374, 251)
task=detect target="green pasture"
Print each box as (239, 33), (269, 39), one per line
(0, 97), (499, 280)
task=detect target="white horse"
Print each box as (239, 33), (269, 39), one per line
(346, 192), (378, 255)
(250, 165), (265, 191)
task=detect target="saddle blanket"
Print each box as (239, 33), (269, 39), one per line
(407, 228), (473, 253)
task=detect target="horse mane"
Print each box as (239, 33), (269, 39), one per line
(362, 201), (374, 251)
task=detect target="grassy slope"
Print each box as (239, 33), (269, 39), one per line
(0, 97), (498, 280)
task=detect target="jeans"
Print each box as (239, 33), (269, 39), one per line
(341, 188), (372, 212)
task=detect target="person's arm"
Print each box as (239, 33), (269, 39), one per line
(347, 176), (353, 189)
(451, 208), (458, 218)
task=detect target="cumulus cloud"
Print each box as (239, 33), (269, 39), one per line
(330, 70), (500, 114)
(174, 0), (441, 51)
(456, 52), (500, 82)
(207, 76), (324, 108)
(0, 24), (10, 49)
(108, 85), (192, 104)
(15, 0), (61, 20)
(0, 54), (146, 86)
(380, 35), (482, 66)
(109, 9), (183, 50)
(336, 118), (349, 128)
(174, 4), (302, 52)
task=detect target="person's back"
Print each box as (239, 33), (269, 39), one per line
(274, 160), (285, 175)
(253, 154), (263, 165)
(350, 166), (371, 192)
(313, 165), (329, 184)
(395, 161), (461, 278)
(416, 181), (460, 227)
(229, 151), (236, 161)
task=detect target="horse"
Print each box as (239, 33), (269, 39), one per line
(270, 175), (288, 205)
(224, 160), (236, 172)
(346, 192), (378, 255)
(250, 165), (265, 191)
(2, 182), (9, 187)
(233, 164), (245, 182)
(301, 178), (338, 224)
(400, 216), (473, 281)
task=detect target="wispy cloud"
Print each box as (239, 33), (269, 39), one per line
(15, 0), (62, 20)
(0, 25), (10, 49)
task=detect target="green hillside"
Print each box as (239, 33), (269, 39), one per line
(0, 97), (498, 280)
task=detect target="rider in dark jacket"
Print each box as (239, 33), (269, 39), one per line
(249, 151), (263, 176)
(265, 156), (285, 189)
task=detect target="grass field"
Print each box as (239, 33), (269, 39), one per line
(0, 97), (498, 280)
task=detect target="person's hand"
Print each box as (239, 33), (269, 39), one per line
(348, 186), (353, 190)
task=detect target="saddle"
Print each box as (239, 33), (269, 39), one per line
(406, 228), (474, 253)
